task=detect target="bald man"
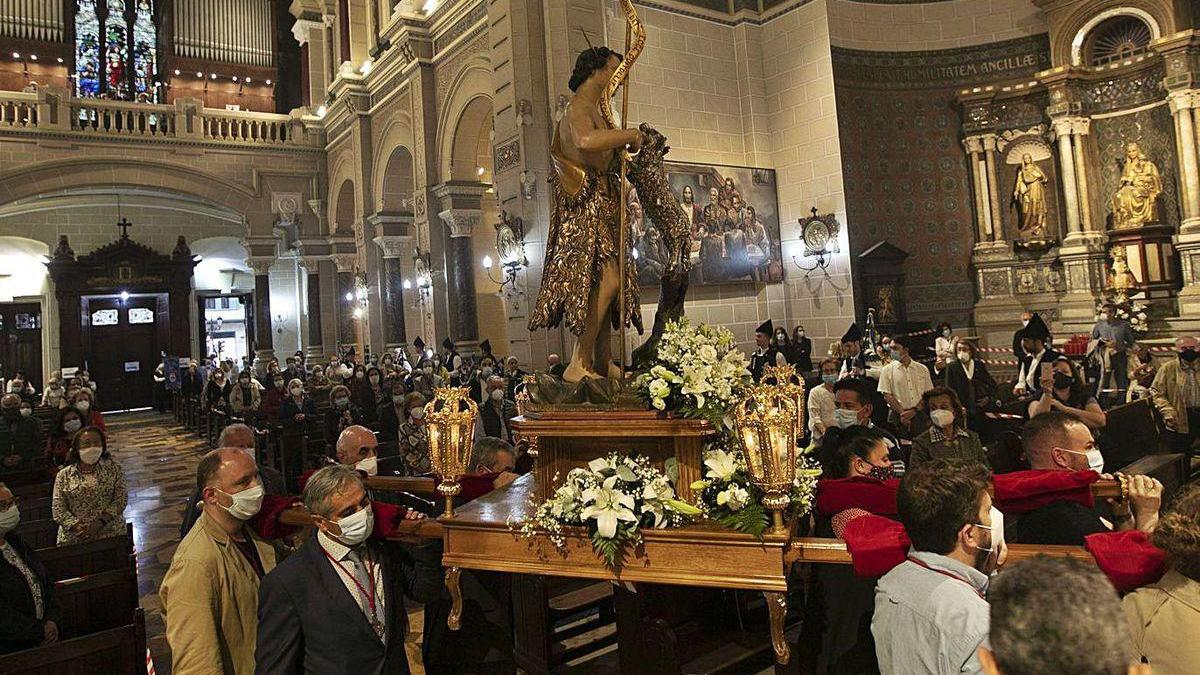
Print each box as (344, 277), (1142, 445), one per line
(161, 448), (276, 674)
(180, 424), (286, 539)
(333, 426), (424, 512)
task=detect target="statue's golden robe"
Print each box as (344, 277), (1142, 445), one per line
(528, 127), (642, 336)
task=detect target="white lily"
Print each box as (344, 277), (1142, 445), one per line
(704, 449), (739, 482)
(581, 476), (637, 538)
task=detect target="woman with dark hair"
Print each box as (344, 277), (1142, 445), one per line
(943, 340), (997, 429)
(771, 325), (791, 356)
(45, 408), (84, 466)
(933, 322), (958, 375)
(280, 378), (317, 431)
(0, 480), (62, 654)
(50, 427), (127, 544)
(1028, 356), (1106, 429)
(355, 365), (387, 427)
(909, 386), (986, 470)
(324, 384), (363, 449)
(203, 368), (230, 411)
(791, 325), (814, 373)
(1123, 483), (1200, 674)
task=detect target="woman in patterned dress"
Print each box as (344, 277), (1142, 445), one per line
(398, 392), (431, 475)
(50, 427), (127, 545)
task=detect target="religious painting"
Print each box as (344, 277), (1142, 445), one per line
(632, 162), (783, 286)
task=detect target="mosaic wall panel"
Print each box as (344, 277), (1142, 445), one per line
(1092, 104), (1181, 229)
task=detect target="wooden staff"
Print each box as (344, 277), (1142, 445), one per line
(617, 21), (633, 374)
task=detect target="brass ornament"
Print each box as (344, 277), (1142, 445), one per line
(424, 386), (479, 518)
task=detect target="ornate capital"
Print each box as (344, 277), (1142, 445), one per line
(1050, 116), (1089, 139)
(246, 257), (275, 276)
(438, 208), (480, 238)
(331, 254), (358, 274)
(981, 134), (999, 152)
(373, 235), (413, 258)
(1168, 89), (1200, 114)
(962, 136), (984, 154)
(298, 256), (326, 273)
(291, 18), (325, 46)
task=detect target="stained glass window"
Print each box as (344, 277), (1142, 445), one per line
(128, 308), (154, 324)
(91, 309), (118, 327)
(74, 0), (157, 101)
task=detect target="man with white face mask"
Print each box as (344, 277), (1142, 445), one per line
(256, 465), (441, 675)
(476, 375), (517, 443)
(1014, 411), (1163, 546)
(161, 447), (275, 675)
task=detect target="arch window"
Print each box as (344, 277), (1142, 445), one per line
(74, 0), (159, 101)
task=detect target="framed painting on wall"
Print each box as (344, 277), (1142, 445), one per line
(631, 161), (784, 286)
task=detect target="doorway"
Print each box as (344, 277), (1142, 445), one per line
(82, 293), (167, 412)
(197, 293), (252, 370)
(0, 303), (43, 391)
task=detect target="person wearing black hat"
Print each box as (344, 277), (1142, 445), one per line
(1014, 313), (1061, 397)
(479, 339), (495, 361)
(838, 323), (883, 380)
(442, 337), (464, 377)
(750, 320), (786, 382)
(413, 336), (427, 358)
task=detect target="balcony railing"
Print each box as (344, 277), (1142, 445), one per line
(0, 88), (323, 149)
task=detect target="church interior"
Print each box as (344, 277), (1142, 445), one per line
(1, 1), (1199, 674)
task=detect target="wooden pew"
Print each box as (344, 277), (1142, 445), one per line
(0, 466), (54, 487)
(21, 495), (52, 522)
(11, 480), (52, 501)
(37, 524), (134, 582)
(1099, 398), (1163, 468)
(55, 559), (140, 639)
(16, 518), (59, 549)
(0, 608), (148, 675)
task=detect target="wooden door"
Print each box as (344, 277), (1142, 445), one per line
(0, 303), (44, 391)
(84, 296), (164, 411)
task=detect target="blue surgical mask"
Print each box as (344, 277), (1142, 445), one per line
(822, 374), (838, 386)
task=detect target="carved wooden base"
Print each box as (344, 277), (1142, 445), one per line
(764, 591), (790, 665)
(445, 566), (463, 631)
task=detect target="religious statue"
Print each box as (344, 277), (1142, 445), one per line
(1111, 142), (1162, 229)
(1107, 246), (1138, 304)
(1011, 154), (1048, 239)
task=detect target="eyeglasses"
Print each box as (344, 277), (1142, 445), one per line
(0, 496), (20, 511)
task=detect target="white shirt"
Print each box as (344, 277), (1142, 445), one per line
(316, 531), (388, 641)
(807, 384), (836, 443)
(754, 348), (787, 367)
(1016, 349), (1047, 391)
(878, 359), (933, 410)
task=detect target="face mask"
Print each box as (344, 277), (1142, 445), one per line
(1063, 447), (1105, 474)
(76, 401), (91, 413)
(392, 395), (406, 404)
(821, 374), (838, 386)
(942, 329), (951, 337)
(929, 409), (955, 428)
(217, 484), (264, 520)
(957, 351), (971, 363)
(334, 398), (349, 408)
(18, 407), (31, 418)
(862, 460), (895, 481)
(1052, 372), (1074, 390)
(0, 506), (19, 536)
(274, 379), (285, 389)
(423, 367), (433, 375)
(79, 446), (103, 465)
(880, 345), (892, 354)
(776, 333), (786, 342)
(290, 387), (303, 396)
(1181, 350), (1199, 363)
(355, 456), (379, 476)
(63, 419), (82, 434)
(369, 375), (379, 383)
(1022, 319), (1030, 327)
(355, 372), (366, 380)
(491, 389), (504, 402)
(971, 507), (1003, 556)
(332, 504), (374, 546)
(410, 407), (425, 420)
(482, 367), (494, 377)
(834, 408), (860, 429)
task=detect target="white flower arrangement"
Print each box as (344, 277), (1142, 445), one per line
(1096, 299), (1151, 335)
(690, 444), (822, 537)
(515, 453), (699, 569)
(634, 318), (752, 426)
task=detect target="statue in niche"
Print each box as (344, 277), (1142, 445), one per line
(1011, 153), (1049, 239)
(1111, 142), (1162, 229)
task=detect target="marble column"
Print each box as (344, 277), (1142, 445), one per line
(299, 257), (324, 360)
(983, 135), (1003, 241)
(374, 235), (410, 351)
(963, 136), (991, 245)
(438, 208), (480, 342)
(248, 257), (275, 368)
(1054, 121), (1082, 237)
(1169, 91), (1200, 230)
(1069, 119), (1094, 233)
(332, 254), (357, 356)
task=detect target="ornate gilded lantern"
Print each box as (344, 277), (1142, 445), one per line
(760, 363), (807, 447)
(514, 374), (539, 458)
(732, 379), (805, 534)
(424, 386), (479, 518)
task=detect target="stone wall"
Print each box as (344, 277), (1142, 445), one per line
(827, 0), (1045, 52)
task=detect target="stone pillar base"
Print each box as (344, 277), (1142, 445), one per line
(1060, 231), (1107, 251)
(1175, 229), (1200, 315)
(305, 344), (326, 361)
(254, 349), (276, 372)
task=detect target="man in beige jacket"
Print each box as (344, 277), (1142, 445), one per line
(160, 447), (276, 674)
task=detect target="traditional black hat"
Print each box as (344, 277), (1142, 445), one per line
(756, 319), (774, 336)
(1020, 313), (1051, 341)
(480, 339), (493, 355)
(841, 323), (863, 343)
(442, 337), (455, 351)
(413, 336), (426, 351)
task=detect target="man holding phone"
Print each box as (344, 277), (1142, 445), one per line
(1013, 314), (1061, 398)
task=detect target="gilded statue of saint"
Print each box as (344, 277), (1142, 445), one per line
(528, 46), (645, 382)
(1011, 154), (1048, 238)
(1111, 142), (1162, 229)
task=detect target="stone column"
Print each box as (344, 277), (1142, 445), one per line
(374, 232), (411, 352)
(248, 257), (275, 368)
(963, 136), (991, 245)
(982, 134), (1003, 241)
(438, 208), (480, 343)
(299, 257), (324, 361)
(1053, 119), (1082, 238)
(1169, 91), (1200, 230)
(332, 253), (358, 355)
(1069, 119), (1094, 233)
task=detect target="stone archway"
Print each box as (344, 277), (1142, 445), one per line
(333, 179), (357, 234)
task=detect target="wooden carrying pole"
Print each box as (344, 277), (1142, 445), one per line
(617, 21), (633, 373)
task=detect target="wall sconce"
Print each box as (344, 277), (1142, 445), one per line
(425, 386), (478, 518)
(792, 207), (841, 279)
(482, 211), (528, 309)
(519, 171), (536, 200)
(732, 376), (805, 534)
(404, 248), (435, 318)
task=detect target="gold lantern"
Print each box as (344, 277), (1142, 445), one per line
(425, 386), (479, 518)
(514, 374), (539, 458)
(760, 364), (806, 447)
(732, 380), (805, 534)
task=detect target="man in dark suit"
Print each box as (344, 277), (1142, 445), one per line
(1012, 313), (1061, 399)
(0, 482), (61, 654)
(256, 464), (441, 675)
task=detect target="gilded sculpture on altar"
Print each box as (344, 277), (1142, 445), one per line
(1011, 153), (1049, 239)
(1111, 142), (1162, 229)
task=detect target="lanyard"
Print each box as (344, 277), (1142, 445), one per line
(322, 547), (381, 627)
(906, 556), (985, 601)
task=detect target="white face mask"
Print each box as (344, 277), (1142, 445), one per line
(491, 389), (504, 402)
(972, 506), (1004, 553)
(392, 395), (406, 404)
(76, 400), (91, 413)
(1063, 447), (1105, 474)
(79, 446), (103, 465)
(332, 504), (374, 546)
(355, 456), (379, 476)
(957, 351), (971, 363)
(410, 407), (425, 420)
(0, 505), (19, 536)
(63, 419), (82, 434)
(481, 367), (494, 377)
(19, 408), (31, 417)
(929, 409), (955, 428)
(833, 408), (860, 429)
(217, 484), (264, 520)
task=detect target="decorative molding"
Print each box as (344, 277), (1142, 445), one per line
(494, 138), (521, 173)
(292, 18), (324, 46)
(433, 2), (487, 54)
(373, 234), (413, 258)
(246, 257), (275, 276)
(831, 35), (1051, 90)
(438, 208), (480, 238)
(331, 253), (358, 273)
